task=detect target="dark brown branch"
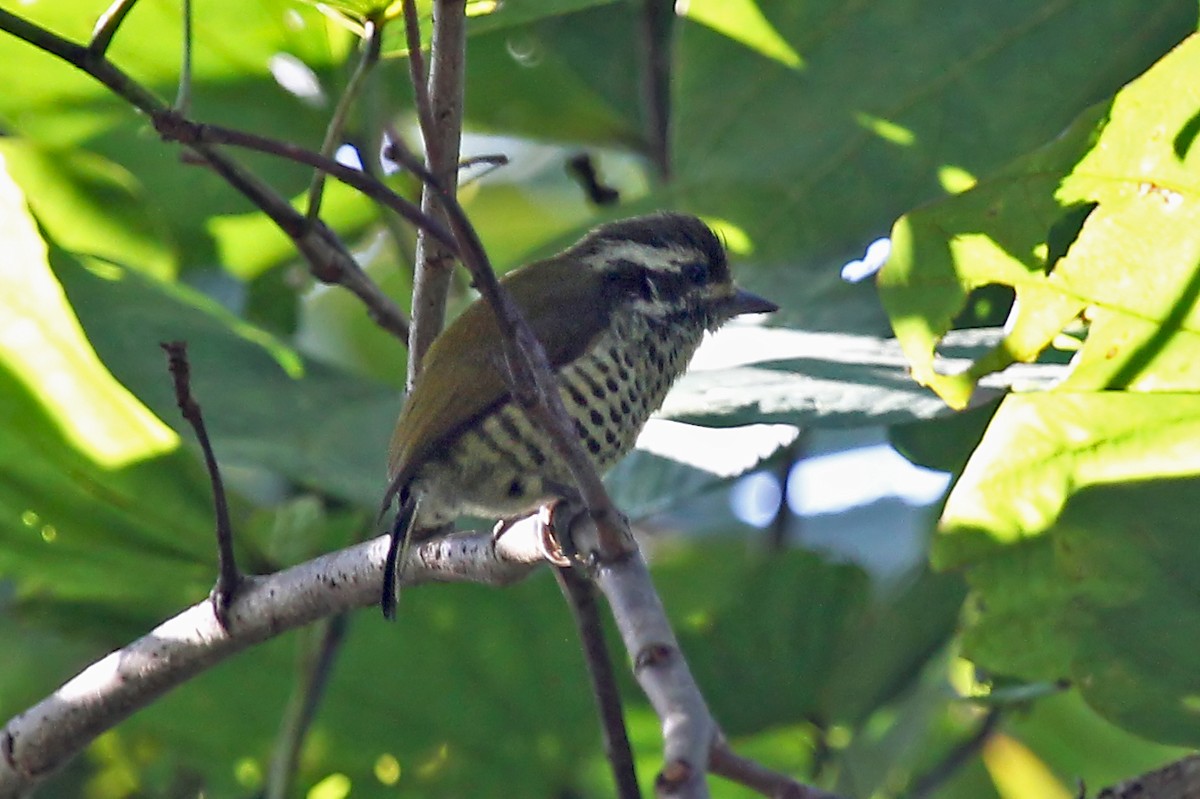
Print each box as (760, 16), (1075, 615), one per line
(89, 0), (140, 56)
(151, 113), (457, 254)
(555, 567), (641, 799)
(160, 342), (240, 630)
(401, 0), (436, 158)
(1097, 755), (1200, 799)
(907, 707), (1002, 799)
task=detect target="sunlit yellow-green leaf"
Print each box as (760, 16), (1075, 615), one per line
(0, 140), (176, 280)
(0, 152), (176, 469)
(679, 0), (803, 68)
(983, 735), (1071, 799)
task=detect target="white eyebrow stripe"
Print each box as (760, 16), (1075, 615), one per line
(582, 241), (698, 272)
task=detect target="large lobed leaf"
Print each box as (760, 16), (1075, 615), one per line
(882, 34), (1200, 745)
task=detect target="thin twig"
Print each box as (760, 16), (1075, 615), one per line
(907, 707), (1002, 799)
(554, 566), (641, 799)
(710, 738), (844, 799)
(401, 0), (436, 157)
(307, 17), (383, 220)
(636, 0), (673, 181)
(151, 113), (456, 255)
(160, 342), (240, 630)
(566, 152), (620, 206)
(88, 0), (140, 56)
(175, 0), (192, 112)
(266, 615), (350, 799)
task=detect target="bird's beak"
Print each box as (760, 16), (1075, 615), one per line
(725, 287), (778, 317)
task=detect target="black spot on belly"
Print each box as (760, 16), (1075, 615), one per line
(508, 479), (524, 498)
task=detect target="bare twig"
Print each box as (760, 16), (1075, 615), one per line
(710, 739), (844, 799)
(307, 17), (383, 220)
(151, 113), (456, 254)
(405, 0), (467, 388)
(567, 152), (620, 206)
(0, 524), (548, 796)
(907, 707), (1002, 799)
(88, 0), (140, 56)
(160, 342), (240, 630)
(401, 0), (436, 156)
(554, 566), (641, 799)
(266, 615), (350, 799)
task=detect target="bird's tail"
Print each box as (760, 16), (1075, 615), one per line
(381, 491), (418, 620)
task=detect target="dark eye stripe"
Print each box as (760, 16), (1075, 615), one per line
(603, 258), (696, 305)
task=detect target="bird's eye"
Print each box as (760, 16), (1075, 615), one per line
(682, 262), (707, 284)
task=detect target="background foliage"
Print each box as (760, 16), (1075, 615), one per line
(1, 0), (1198, 797)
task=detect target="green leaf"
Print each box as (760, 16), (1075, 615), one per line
(877, 105), (1105, 408)
(668, 0), (1196, 333)
(670, 548), (964, 734)
(881, 33), (1200, 406)
(0, 141), (176, 280)
(935, 393), (1200, 745)
(1008, 690), (1193, 791)
(50, 249), (403, 507)
(958, 477), (1200, 746)
(937, 393), (1200, 568)
(459, 7), (641, 146)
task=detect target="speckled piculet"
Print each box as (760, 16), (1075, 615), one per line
(380, 212), (777, 616)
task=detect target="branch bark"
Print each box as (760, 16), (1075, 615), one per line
(405, 0), (467, 387)
(0, 525), (547, 798)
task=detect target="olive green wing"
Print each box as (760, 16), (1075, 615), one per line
(383, 257), (610, 506)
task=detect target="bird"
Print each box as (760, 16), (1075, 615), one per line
(379, 211), (777, 617)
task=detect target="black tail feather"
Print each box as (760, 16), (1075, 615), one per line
(381, 492), (417, 620)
